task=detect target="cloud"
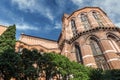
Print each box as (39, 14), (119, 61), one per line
(0, 19), (39, 31)
(54, 23), (61, 29)
(71, 0), (83, 6)
(11, 0), (54, 21)
(16, 23), (39, 31)
(92, 0), (120, 20)
(115, 23), (120, 27)
(45, 9), (54, 21)
(0, 20), (10, 27)
(11, 0), (36, 12)
(93, 0), (120, 12)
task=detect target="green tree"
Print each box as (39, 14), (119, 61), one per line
(70, 62), (90, 80)
(20, 48), (41, 80)
(0, 25), (23, 80)
(0, 51), (23, 80)
(0, 25), (16, 53)
(37, 52), (90, 80)
(89, 68), (103, 80)
(103, 69), (120, 80)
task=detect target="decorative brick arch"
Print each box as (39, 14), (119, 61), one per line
(85, 35), (100, 45)
(77, 12), (87, 17)
(106, 32), (120, 41)
(89, 10), (101, 14)
(106, 32), (120, 53)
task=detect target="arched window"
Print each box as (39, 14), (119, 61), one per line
(107, 34), (120, 53)
(71, 19), (77, 35)
(90, 37), (109, 70)
(93, 12), (99, 19)
(90, 39), (102, 56)
(92, 12), (104, 27)
(80, 14), (90, 30)
(75, 44), (83, 64)
(81, 14), (87, 22)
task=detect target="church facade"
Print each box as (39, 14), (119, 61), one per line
(1, 7), (120, 70)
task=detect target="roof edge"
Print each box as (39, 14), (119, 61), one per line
(67, 7), (107, 19)
(20, 33), (58, 42)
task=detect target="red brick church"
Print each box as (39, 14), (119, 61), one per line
(0, 7), (120, 70)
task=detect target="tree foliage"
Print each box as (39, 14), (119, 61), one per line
(0, 25), (16, 53)
(0, 25), (22, 80)
(20, 48), (41, 80)
(0, 52), (22, 80)
(36, 52), (90, 80)
(89, 68), (103, 80)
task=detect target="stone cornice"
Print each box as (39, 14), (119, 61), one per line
(59, 27), (120, 48)
(16, 40), (59, 50)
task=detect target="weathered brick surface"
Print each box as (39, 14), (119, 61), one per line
(59, 7), (120, 69)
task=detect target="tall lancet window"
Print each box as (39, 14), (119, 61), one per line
(75, 45), (83, 64)
(90, 37), (109, 70)
(71, 19), (77, 35)
(92, 12), (104, 27)
(93, 12), (99, 19)
(80, 14), (90, 30)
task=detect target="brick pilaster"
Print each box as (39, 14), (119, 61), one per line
(80, 44), (97, 68)
(100, 39), (120, 69)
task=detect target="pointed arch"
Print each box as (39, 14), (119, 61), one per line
(71, 19), (77, 35)
(89, 36), (109, 70)
(85, 35), (100, 44)
(92, 11), (100, 19)
(72, 42), (83, 64)
(107, 32), (120, 52)
(107, 32), (120, 41)
(80, 13), (88, 22)
(80, 13), (90, 30)
(92, 11), (104, 27)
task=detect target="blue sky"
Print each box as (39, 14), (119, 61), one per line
(0, 0), (120, 40)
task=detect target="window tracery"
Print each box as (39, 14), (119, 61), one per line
(80, 14), (90, 30)
(71, 19), (77, 35)
(90, 37), (109, 70)
(74, 44), (83, 64)
(92, 11), (104, 27)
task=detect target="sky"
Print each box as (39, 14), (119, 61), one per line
(0, 0), (120, 40)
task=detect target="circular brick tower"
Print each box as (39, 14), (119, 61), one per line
(58, 7), (120, 69)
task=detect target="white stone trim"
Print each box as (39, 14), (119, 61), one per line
(91, 22), (97, 25)
(82, 55), (93, 59)
(108, 40), (117, 52)
(107, 58), (120, 62)
(65, 51), (69, 53)
(103, 50), (117, 54)
(85, 63), (96, 66)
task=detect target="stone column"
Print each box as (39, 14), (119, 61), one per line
(100, 39), (120, 69)
(80, 43), (97, 68)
